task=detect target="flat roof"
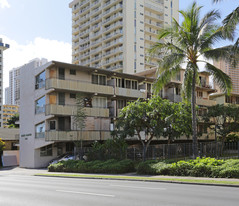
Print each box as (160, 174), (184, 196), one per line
(48, 61), (154, 83)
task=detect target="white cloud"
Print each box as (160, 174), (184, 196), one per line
(1, 35), (71, 91)
(0, 0), (10, 9)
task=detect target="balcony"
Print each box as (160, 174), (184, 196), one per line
(45, 78), (114, 96)
(45, 130), (111, 141)
(103, 30), (122, 41)
(196, 98), (216, 106)
(115, 87), (146, 99)
(90, 47), (102, 55)
(145, 3), (164, 13)
(102, 56), (123, 66)
(79, 29), (90, 37)
(103, 4), (123, 17)
(91, 14), (102, 23)
(91, 23), (102, 32)
(80, 5), (90, 15)
(164, 94), (182, 103)
(91, 38), (102, 46)
(102, 13), (123, 25)
(145, 12), (164, 21)
(103, 21), (123, 33)
(103, 47), (123, 58)
(45, 104), (109, 117)
(102, 38), (123, 49)
(90, 55), (102, 62)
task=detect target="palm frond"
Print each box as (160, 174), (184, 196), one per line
(153, 64), (182, 94)
(203, 46), (233, 61)
(222, 6), (239, 36)
(204, 62), (232, 94)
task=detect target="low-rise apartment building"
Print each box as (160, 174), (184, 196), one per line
(19, 61), (154, 168)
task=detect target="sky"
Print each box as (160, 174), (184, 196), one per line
(0, 0), (238, 96)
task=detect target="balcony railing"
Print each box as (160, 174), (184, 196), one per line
(45, 78), (114, 96)
(45, 104), (109, 117)
(45, 130), (111, 141)
(196, 98), (216, 106)
(115, 87), (146, 99)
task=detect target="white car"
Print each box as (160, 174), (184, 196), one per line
(49, 154), (74, 165)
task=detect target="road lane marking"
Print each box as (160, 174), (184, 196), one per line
(56, 190), (115, 197)
(110, 185), (166, 190)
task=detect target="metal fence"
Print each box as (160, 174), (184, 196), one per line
(126, 141), (239, 161)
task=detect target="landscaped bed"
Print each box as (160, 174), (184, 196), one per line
(48, 157), (239, 178)
(48, 159), (135, 174)
(137, 157), (239, 178)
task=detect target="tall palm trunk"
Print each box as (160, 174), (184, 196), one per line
(192, 69), (198, 158)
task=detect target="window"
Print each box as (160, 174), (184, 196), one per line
(35, 71), (46, 89)
(70, 69), (76, 75)
(70, 93), (76, 99)
(117, 100), (126, 109)
(92, 97), (107, 108)
(197, 91), (203, 98)
(91, 74), (106, 85)
(49, 121), (56, 130)
(35, 122), (45, 138)
(132, 80), (138, 90)
(40, 145), (52, 156)
(35, 96), (45, 114)
(125, 80), (131, 89)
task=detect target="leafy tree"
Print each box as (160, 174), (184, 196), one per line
(7, 113), (19, 128)
(87, 138), (128, 161)
(149, 2), (232, 157)
(203, 104), (239, 144)
(162, 102), (192, 144)
(73, 93), (86, 159)
(0, 138), (5, 167)
(115, 96), (192, 161)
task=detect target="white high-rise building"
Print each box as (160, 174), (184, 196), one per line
(69, 0), (179, 74)
(0, 38), (10, 127)
(7, 58), (48, 106)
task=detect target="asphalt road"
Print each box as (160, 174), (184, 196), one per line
(0, 174), (239, 206)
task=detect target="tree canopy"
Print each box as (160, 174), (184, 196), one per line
(114, 96), (192, 160)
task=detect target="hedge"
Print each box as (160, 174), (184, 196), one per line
(137, 158), (239, 178)
(48, 159), (135, 174)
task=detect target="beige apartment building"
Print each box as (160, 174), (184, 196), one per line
(69, 0), (179, 74)
(2, 105), (19, 128)
(19, 61), (154, 168)
(0, 38), (10, 128)
(136, 68), (217, 137)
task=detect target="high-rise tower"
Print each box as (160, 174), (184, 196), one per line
(0, 38), (10, 127)
(69, 0), (179, 74)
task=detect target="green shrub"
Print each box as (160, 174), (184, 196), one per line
(136, 158), (239, 178)
(48, 159), (135, 174)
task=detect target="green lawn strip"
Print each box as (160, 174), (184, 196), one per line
(34, 173), (239, 186)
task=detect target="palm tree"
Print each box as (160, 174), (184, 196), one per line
(149, 1), (232, 158)
(213, 0), (239, 65)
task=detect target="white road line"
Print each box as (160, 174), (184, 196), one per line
(110, 185), (166, 190)
(56, 190), (115, 197)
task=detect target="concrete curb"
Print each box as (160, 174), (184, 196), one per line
(34, 174), (239, 188)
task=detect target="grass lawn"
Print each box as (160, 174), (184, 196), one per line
(35, 173), (239, 186)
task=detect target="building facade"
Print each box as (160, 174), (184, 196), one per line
(6, 58), (48, 106)
(19, 61), (154, 168)
(0, 38), (10, 128)
(2, 105), (19, 128)
(69, 0), (179, 74)
(213, 58), (239, 94)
